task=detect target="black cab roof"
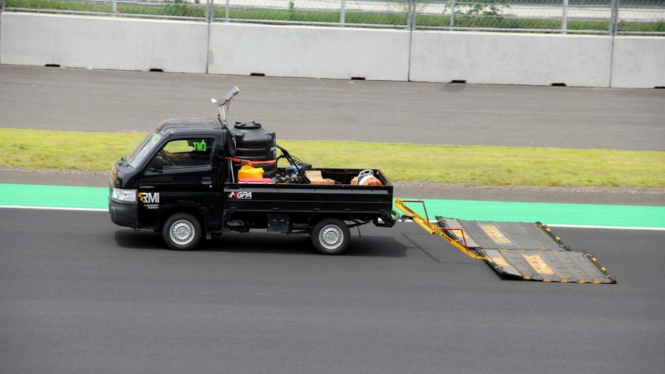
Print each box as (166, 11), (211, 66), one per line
(154, 118), (222, 136)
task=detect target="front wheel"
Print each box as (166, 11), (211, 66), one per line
(162, 213), (202, 251)
(311, 218), (350, 255)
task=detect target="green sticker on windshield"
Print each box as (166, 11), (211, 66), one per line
(192, 140), (207, 152)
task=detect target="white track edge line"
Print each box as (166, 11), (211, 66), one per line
(547, 224), (665, 231)
(1, 205), (664, 231)
(408, 219), (663, 231)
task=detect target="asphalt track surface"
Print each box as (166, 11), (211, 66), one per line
(1, 65), (664, 150)
(1, 209), (664, 374)
(1, 65), (664, 373)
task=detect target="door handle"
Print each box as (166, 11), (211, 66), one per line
(201, 177), (213, 185)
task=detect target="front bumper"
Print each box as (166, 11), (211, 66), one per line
(109, 200), (138, 228)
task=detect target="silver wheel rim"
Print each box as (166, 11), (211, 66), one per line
(319, 224), (343, 251)
(170, 219), (195, 246)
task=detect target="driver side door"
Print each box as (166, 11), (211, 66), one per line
(138, 136), (222, 229)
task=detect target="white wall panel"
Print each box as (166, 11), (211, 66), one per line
(611, 37), (665, 88)
(208, 23), (410, 81)
(410, 31), (613, 87)
(0, 13), (207, 73)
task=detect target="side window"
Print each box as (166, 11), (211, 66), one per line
(158, 138), (214, 169)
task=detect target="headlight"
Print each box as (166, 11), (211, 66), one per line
(111, 188), (137, 203)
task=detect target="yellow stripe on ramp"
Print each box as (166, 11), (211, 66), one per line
(479, 225), (512, 245)
(523, 254), (555, 275)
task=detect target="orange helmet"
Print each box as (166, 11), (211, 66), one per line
(359, 176), (382, 186)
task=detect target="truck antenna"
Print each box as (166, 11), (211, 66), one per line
(211, 86), (240, 128)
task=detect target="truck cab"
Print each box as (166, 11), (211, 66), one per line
(110, 117), (227, 233)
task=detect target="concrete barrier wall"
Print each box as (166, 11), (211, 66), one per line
(208, 23), (410, 81)
(1, 13), (662, 88)
(410, 31), (613, 87)
(611, 37), (665, 88)
(0, 13), (207, 73)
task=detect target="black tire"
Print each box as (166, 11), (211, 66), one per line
(162, 213), (202, 251)
(311, 218), (350, 255)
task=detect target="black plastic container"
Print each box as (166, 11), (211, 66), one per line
(229, 122), (277, 178)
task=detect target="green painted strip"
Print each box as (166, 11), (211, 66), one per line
(0, 184), (663, 228)
(0, 183), (108, 210)
(401, 198), (665, 229)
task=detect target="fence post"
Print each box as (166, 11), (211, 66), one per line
(406, 0), (411, 30)
(113, 0), (117, 16)
(450, 0), (456, 28)
(340, 0), (347, 26)
(562, 0), (568, 34)
(225, 0), (230, 22)
(409, 0), (417, 30)
(406, 0), (412, 30)
(609, 0), (620, 36)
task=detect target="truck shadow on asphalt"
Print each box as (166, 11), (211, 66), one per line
(114, 230), (408, 258)
(401, 232), (486, 266)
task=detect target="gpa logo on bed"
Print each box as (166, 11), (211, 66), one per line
(228, 191), (252, 200)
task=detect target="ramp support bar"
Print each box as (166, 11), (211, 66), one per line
(395, 199), (488, 261)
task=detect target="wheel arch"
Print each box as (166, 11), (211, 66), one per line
(158, 205), (206, 233)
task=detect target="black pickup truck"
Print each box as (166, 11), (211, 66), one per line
(109, 88), (396, 254)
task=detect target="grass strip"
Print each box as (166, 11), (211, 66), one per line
(1, 129), (664, 188)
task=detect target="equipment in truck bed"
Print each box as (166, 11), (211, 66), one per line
(395, 199), (616, 284)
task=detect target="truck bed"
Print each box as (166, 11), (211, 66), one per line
(223, 168), (395, 226)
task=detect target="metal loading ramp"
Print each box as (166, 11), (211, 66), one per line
(395, 199), (616, 284)
(441, 219), (616, 283)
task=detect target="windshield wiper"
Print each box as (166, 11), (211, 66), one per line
(119, 157), (133, 168)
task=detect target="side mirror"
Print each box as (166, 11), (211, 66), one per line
(149, 156), (164, 172)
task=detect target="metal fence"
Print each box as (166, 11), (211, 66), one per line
(2, 0), (664, 35)
(208, 0), (411, 28)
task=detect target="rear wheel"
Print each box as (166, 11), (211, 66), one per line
(311, 218), (350, 255)
(162, 213), (202, 251)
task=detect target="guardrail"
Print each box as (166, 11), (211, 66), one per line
(2, 0), (663, 36)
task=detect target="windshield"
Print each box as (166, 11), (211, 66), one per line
(126, 131), (164, 168)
